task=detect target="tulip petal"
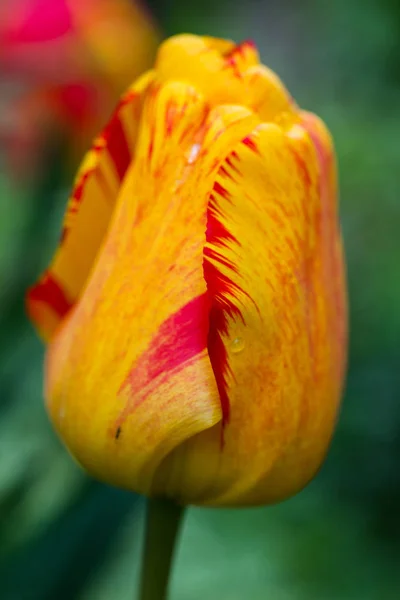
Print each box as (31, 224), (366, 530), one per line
(156, 34), (295, 126)
(26, 71), (154, 340)
(44, 81), (262, 493)
(156, 117), (346, 505)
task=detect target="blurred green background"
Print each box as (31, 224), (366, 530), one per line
(1, 0), (399, 598)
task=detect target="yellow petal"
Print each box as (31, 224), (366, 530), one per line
(156, 35), (295, 125)
(154, 116), (346, 506)
(26, 71), (153, 341)
(44, 80), (262, 494)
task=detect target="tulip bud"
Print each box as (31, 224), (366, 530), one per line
(27, 35), (347, 507)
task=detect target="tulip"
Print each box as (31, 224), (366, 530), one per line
(27, 34), (347, 509)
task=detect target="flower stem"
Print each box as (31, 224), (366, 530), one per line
(139, 497), (184, 600)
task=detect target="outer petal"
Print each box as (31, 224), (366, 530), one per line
(44, 79), (263, 494)
(154, 116), (347, 506)
(26, 71), (153, 341)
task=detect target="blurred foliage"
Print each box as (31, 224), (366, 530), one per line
(0, 0), (399, 599)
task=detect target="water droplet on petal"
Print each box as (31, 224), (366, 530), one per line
(231, 337), (245, 353)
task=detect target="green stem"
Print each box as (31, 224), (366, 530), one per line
(139, 497), (185, 600)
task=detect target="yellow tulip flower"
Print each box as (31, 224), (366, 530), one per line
(27, 35), (347, 507)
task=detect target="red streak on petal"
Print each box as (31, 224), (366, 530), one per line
(148, 140), (154, 159)
(219, 164), (235, 180)
(115, 90), (137, 112)
(73, 168), (93, 202)
(213, 181), (230, 200)
(206, 204), (236, 248)
(225, 155), (240, 174)
(204, 180), (245, 426)
(241, 39), (256, 50)
(165, 98), (176, 135)
(224, 56), (242, 78)
(27, 271), (72, 318)
(203, 252), (241, 426)
(242, 135), (259, 153)
(118, 294), (211, 421)
(59, 168), (94, 244)
(290, 147), (312, 190)
(223, 40), (256, 58)
(144, 293), (209, 379)
(62, 89), (137, 244)
(103, 114), (131, 180)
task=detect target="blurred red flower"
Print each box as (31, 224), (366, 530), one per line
(0, 0), (159, 181)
